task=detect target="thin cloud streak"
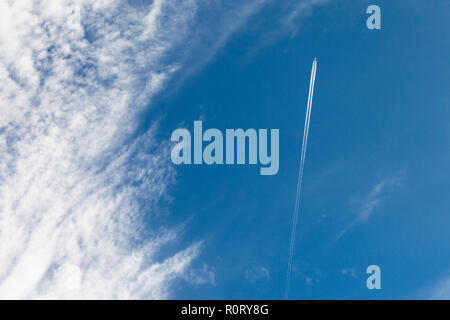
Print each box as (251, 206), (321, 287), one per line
(426, 275), (450, 300)
(336, 173), (405, 241)
(244, 0), (332, 56)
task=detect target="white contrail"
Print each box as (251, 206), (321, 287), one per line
(284, 58), (317, 299)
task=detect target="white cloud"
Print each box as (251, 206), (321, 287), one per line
(0, 0), (264, 299)
(354, 175), (404, 222)
(284, 0), (330, 30)
(336, 173), (405, 240)
(340, 268), (358, 279)
(305, 276), (313, 285)
(426, 275), (450, 300)
(245, 266), (270, 283)
(182, 264), (216, 287)
(244, 0), (331, 54)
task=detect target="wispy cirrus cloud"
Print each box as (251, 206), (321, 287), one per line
(0, 0), (265, 299)
(282, 0), (330, 36)
(336, 173), (405, 241)
(243, 0), (331, 55)
(245, 265), (270, 283)
(425, 274), (450, 300)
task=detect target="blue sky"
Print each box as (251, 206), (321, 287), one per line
(0, 0), (448, 299)
(154, 0), (449, 299)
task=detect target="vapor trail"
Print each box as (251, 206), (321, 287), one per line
(284, 58), (317, 299)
